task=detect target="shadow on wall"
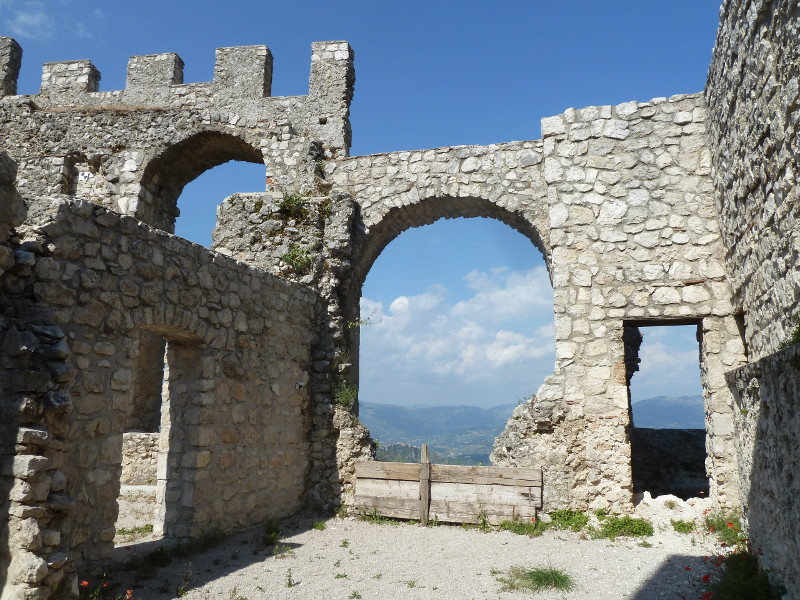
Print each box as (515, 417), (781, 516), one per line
(728, 343), (800, 598)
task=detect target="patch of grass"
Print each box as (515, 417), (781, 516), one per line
(499, 519), (548, 537)
(117, 523), (154, 537)
(497, 565), (576, 593)
(312, 520), (327, 531)
(175, 561), (192, 597)
(340, 539), (350, 548)
(335, 573), (348, 579)
(405, 580), (418, 588)
(705, 552), (784, 599)
(638, 540), (654, 548)
(281, 243), (312, 275)
(594, 515), (653, 539)
(664, 500), (678, 510)
(278, 192), (308, 220)
(671, 519), (695, 534)
(128, 530), (222, 580)
(348, 592), (362, 600)
(704, 512), (746, 550)
(550, 509), (590, 532)
(274, 543), (293, 558)
(358, 509), (398, 525)
(262, 522), (281, 546)
(334, 381), (358, 408)
(594, 508), (608, 522)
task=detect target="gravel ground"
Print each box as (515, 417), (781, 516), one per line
(106, 494), (725, 600)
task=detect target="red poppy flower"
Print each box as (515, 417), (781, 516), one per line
(726, 522), (734, 528)
(702, 593), (714, 599)
(684, 566), (692, 571)
(80, 581), (89, 588)
(701, 573), (711, 583)
(125, 591), (134, 600)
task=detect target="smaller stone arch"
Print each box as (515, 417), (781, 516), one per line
(136, 131), (266, 232)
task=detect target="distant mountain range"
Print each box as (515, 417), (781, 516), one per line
(361, 395), (704, 465)
(631, 395), (704, 429)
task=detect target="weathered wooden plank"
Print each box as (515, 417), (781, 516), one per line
(355, 477), (418, 500)
(355, 461), (420, 481)
(353, 495), (419, 520)
(430, 464), (542, 486)
(431, 481), (541, 506)
(429, 499), (538, 525)
(419, 444), (431, 526)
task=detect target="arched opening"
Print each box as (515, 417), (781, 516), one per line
(353, 199), (553, 466)
(136, 131), (266, 232)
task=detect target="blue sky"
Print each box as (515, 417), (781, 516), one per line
(2, 0), (719, 409)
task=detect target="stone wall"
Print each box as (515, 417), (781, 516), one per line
(727, 345), (799, 597)
(705, 0), (800, 358)
(705, 1), (800, 596)
(1, 197), (317, 598)
(325, 94), (746, 512)
(120, 433), (159, 487)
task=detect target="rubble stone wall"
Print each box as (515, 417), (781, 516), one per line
(1, 197), (316, 598)
(120, 433), (159, 487)
(705, 0), (800, 358)
(727, 345), (800, 597)
(706, 1), (800, 596)
(327, 94), (746, 511)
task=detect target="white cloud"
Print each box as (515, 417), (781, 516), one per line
(358, 268), (555, 406)
(2, 1), (55, 40)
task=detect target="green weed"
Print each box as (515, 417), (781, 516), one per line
(116, 523), (154, 537)
(704, 512), (747, 550)
(671, 519), (695, 534)
(278, 192), (308, 220)
(262, 522), (281, 546)
(334, 382), (358, 408)
(497, 565), (576, 593)
(312, 520), (327, 531)
(550, 509), (590, 532)
(705, 552), (784, 599)
(594, 515), (653, 539)
(285, 568), (298, 588)
(281, 243), (312, 275)
(499, 519), (548, 537)
(779, 314), (800, 348)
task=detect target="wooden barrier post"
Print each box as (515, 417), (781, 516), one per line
(419, 444), (431, 525)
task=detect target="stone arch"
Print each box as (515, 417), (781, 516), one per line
(136, 130), (266, 232)
(343, 193), (552, 396)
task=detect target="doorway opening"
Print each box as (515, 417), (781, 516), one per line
(624, 320), (708, 500)
(115, 331), (169, 547)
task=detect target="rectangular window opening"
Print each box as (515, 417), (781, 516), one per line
(624, 321), (709, 501)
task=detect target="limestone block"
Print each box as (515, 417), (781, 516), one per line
(9, 551), (48, 584)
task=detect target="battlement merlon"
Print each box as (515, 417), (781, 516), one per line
(0, 36), (22, 96)
(306, 41), (355, 156)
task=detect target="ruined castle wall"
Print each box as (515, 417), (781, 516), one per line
(0, 38), (353, 233)
(727, 345), (800, 595)
(1, 196), (316, 597)
(325, 94), (746, 511)
(705, 0), (800, 358)
(705, 1), (800, 595)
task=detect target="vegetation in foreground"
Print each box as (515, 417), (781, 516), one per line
(497, 565), (576, 593)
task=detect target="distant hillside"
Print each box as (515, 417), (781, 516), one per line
(631, 395), (704, 429)
(360, 402), (516, 466)
(361, 395), (704, 466)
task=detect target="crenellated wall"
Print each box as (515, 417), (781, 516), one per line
(1, 10), (798, 596)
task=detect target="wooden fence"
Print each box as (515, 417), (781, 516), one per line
(354, 446), (542, 525)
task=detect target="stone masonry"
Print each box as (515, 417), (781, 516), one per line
(1, 1), (799, 596)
